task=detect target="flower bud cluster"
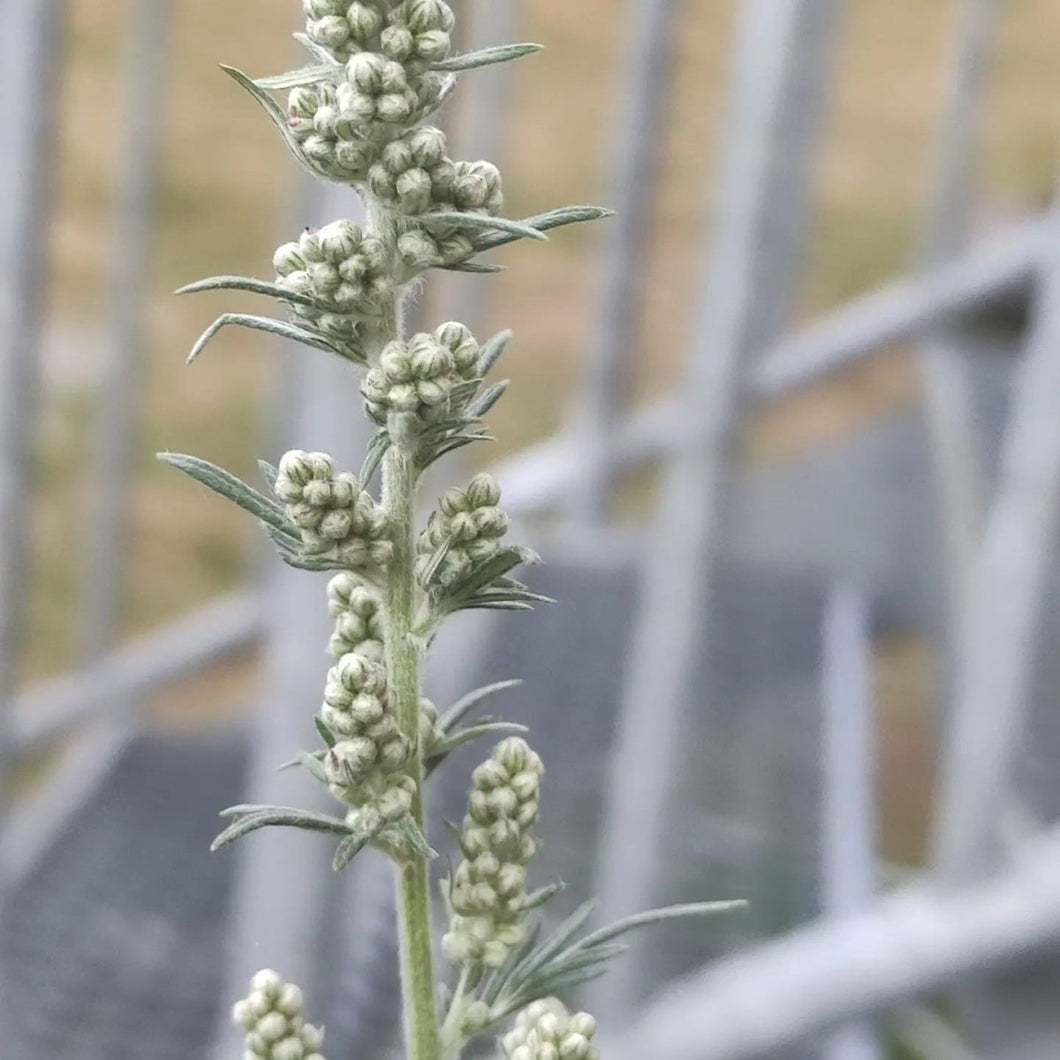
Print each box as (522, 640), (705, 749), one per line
(275, 451), (392, 570)
(361, 332), (457, 425)
(443, 737), (543, 967)
(326, 573), (384, 660)
(320, 651), (416, 835)
(289, 0), (453, 183)
(303, 0), (455, 72)
(367, 127), (504, 219)
(416, 474), (509, 590)
(232, 969), (326, 1060)
(274, 221), (392, 345)
(501, 999), (599, 1060)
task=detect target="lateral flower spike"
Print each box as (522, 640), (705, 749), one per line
(232, 968), (327, 1060)
(443, 737), (543, 968)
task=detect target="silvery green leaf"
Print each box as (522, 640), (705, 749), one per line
(481, 920), (544, 1006)
(440, 678), (522, 733)
(508, 900), (598, 989)
(450, 377), (485, 404)
(255, 63), (343, 90)
(280, 749), (328, 784)
(333, 833), (370, 871)
(477, 330), (513, 376)
(393, 816), (437, 859)
(472, 205), (613, 251)
(258, 460), (279, 490)
(211, 806), (353, 850)
(293, 32), (338, 64)
(360, 429), (391, 485)
(455, 599), (534, 613)
(158, 452), (293, 534)
(420, 532), (457, 589)
(315, 715), (336, 748)
(430, 42), (543, 72)
(176, 274), (327, 312)
(425, 211), (548, 242)
(185, 312), (351, 364)
(261, 524), (345, 572)
(220, 64), (327, 181)
(464, 380), (509, 419)
(438, 260), (507, 274)
(460, 589), (554, 611)
(425, 722), (529, 776)
(439, 546), (541, 609)
(571, 900), (748, 952)
(522, 881), (564, 912)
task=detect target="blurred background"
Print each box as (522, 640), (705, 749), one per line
(3, 0), (1060, 1057)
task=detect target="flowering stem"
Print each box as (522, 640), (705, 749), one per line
(383, 423), (442, 1060)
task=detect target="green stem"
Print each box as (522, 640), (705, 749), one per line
(383, 425), (442, 1060)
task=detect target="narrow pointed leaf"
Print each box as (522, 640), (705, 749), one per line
(293, 32), (338, 64)
(472, 205), (613, 252)
(571, 900), (747, 953)
(211, 807), (352, 850)
(292, 750), (328, 783)
(431, 42), (543, 72)
(315, 715), (337, 748)
(360, 430), (391, 485)
(420, 532), (457, 589)
(176, 275), (327, 311)
(220, 64), (326, 180)
(477, 330), (513, 376)
(158, 453), (292, 533)
(507, 900), (599, 991)
(425, 211), (548, 242)
(426, 722), (529, 774)
(395, 816), (437, 859)
(258, 460), (279, 490)
(482, 920), (544, 1006)
(464, 380), (509, 419)
(186, 312), (349, 364)
(442, 546), (541, 607)
(333, 832), (370, 870)
(255, 63), (342, 90)
(522, 881), (565, 912)
(439, 260), (507, 274)
(440, 678), (522, 733)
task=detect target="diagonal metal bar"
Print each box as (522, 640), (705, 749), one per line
(933, 208), (1060, 881)
(611, 825), (1060, 1060)
(564, 0), (676, 526)
(591, 0), (836, 1013)
(8, 590), (264, 751)
(493, 215), (1047, 516)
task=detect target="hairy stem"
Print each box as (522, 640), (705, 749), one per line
(377, 190), (442, 1058)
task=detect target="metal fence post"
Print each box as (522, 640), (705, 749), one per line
(821, 582), (880, 1060)
(591, 0), (836, 1014)
(0, 1), (63, 714)
(564, 0), (676, 528)
(933, 201), (1060, 882)
(917, 0), (1000, 652)
(77, 0), (173, 663)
